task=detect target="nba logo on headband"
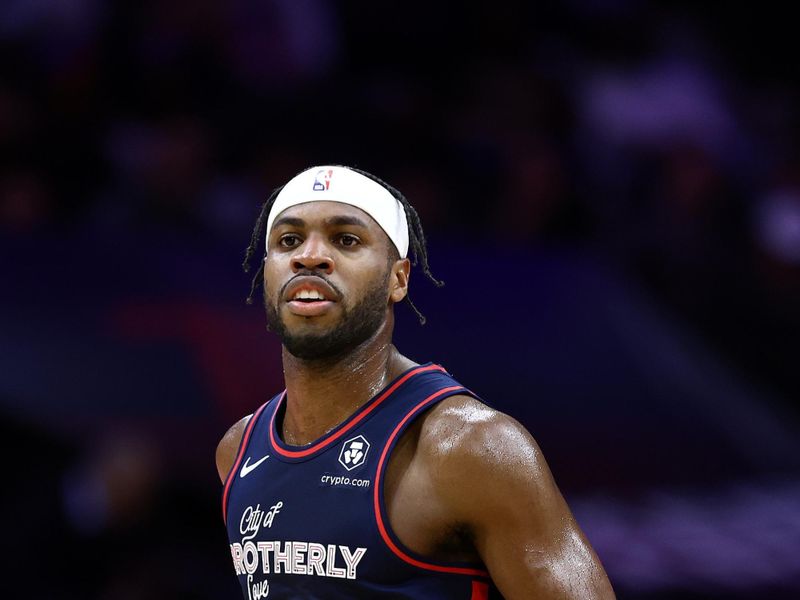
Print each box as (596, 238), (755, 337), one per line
(312, 169), (333, 191)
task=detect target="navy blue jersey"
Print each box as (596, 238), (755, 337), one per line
(222, 363), (501, 599)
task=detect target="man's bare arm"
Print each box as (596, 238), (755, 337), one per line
(215, 415), (251, 484)
(426, 399), (615, 599)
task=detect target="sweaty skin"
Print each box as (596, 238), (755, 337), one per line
(217, 201), (616, 599)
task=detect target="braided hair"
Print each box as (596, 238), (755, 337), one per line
(242, 166), (443, 324)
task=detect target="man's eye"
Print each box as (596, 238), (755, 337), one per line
(279, 234), (301, 247)
(338, 234), (360, 247)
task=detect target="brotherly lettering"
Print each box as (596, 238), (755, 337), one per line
(229, 540), (367, 580)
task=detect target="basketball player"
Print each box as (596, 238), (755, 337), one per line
(216, 165), (615, 599)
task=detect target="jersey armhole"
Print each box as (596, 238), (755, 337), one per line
(221, 400), (271, 524)
(373, 385), (492, 579)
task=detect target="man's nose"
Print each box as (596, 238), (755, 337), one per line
(291, 234), (334, 274)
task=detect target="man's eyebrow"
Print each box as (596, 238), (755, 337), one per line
(271, 214), (370, 230)
(324, 215), (369, 228)
(272, 216), (305, 229)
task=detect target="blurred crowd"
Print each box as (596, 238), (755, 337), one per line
(2, 1), (800, 598)
(2, 0), (798, 405)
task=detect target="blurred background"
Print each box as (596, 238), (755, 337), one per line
(1, 0), (799, 598)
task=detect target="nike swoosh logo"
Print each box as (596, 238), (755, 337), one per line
(240, 454), (270, 478)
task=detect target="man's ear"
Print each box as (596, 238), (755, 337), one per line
(389, 258), (411, 303)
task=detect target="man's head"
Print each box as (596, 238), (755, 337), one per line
(263, 200), (409, 360)
(243, 165), (442, 361)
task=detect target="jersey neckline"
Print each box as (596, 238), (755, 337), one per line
(267, 362), (446, 462)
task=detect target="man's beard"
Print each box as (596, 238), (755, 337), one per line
(265, 271), (390, 361)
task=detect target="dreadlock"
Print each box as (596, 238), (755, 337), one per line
(242, 166), (443, 324)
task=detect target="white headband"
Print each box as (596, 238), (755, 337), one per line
(265, 166), (409, 258)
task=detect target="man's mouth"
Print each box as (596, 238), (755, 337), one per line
(284, 276), (338, 302)
(284, 283), (337, 317)
(281, 276), (340, 317)
(290, 289), (328, 302)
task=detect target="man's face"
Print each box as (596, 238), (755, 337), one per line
(263, 201), (408, 360)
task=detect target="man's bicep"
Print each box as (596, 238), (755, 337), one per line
(477, 488), (613, 599)
(447, 417), (615, 599)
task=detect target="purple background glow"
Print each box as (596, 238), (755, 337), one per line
(1, 1), (799, 598)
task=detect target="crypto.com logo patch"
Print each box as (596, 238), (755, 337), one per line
(338, 435), (370, 471)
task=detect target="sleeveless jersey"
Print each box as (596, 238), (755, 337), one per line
(222, 363), (501, 599)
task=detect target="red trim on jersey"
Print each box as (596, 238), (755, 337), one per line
(471, 580), (489, 599)
(221, 401), (269, 523)
(269, 364), (447, 458)
(373, 386), (491, 578)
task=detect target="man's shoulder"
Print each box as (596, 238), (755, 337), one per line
(414, 394), (541, 474)
(215, 414), (253, 484)
(404, 393), (559, 531)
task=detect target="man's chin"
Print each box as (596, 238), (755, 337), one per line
(277, 317), (385, 362)
(272, 316), (351, 360)
(281, 333), (353, 362)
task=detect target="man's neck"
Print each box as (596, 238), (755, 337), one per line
(279, 325), (415, 446)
